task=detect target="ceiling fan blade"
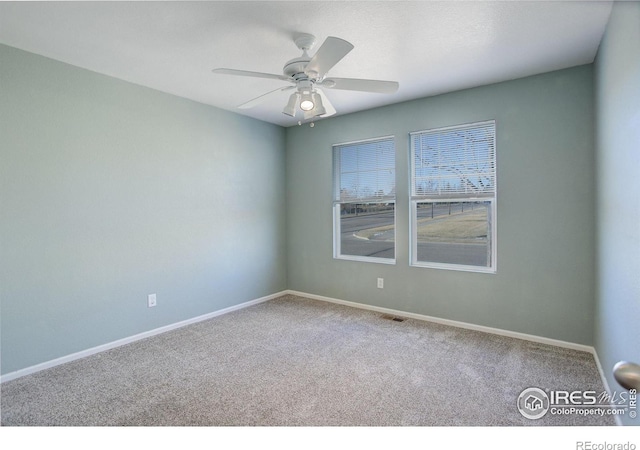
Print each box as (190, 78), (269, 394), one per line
(304, 37), (354, 78)
(321, 77), (399, 94)
(239, 86), (295, 109)
(212, 68), (291, 82)
(315, 89), (336, 117)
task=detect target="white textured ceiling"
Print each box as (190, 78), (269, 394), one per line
(0, 1), (613, 127)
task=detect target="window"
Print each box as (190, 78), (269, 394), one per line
(333, 136), (396, 263)
(410, 121), (496, 273)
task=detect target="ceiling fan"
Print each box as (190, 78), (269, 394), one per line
(212, 33), (399, 121)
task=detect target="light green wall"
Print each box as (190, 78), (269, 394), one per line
(0, 40), (611, 376)
(0, 45), (287, 374)
(286, 65), (596, 345)
(594, 1), (640, 426)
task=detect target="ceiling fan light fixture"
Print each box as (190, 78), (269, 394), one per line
(299, 91), (315, 111)
(311, 92), (325, 116)
(298, 81), (315, 111)
(303, 91), (327, 120)
(283, 92), (299, 117)
(300, 100), (314, 111)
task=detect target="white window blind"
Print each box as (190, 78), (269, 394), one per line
(334, 137), (396, 203)
(411, 121), (496, 198)
(410, 120), (496, 273)
(333, 136), (396, 264)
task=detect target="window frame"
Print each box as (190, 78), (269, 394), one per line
(332, 136), (396, 265)
(409, 120), (497, 273)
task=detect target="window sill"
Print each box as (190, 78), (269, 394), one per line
(335, 255), (396, 265)
(410, 261), (496, 274)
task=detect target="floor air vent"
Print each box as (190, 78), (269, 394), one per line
(381, 314), (406, 322)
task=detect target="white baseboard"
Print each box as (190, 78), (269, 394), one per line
(287, 289), (626, 425)
(3, 287), (616, 423)
(0, 290), (287, 383)
(286, 289), (595, 353)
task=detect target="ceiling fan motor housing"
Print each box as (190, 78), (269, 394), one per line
(283, 57), (312, 80)
(283, 33), (318, 80)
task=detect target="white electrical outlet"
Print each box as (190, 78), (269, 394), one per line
(377, 278), (384, 289)
(148, 293), (157, 308)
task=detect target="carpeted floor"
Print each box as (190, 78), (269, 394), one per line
(0, 295), (615, 426)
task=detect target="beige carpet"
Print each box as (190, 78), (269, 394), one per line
(0, 294), (614, 426)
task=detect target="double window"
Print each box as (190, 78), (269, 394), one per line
(333, 137), (396, 264)
(332, 120), (496, 273)
(410, 120), (496, 272)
